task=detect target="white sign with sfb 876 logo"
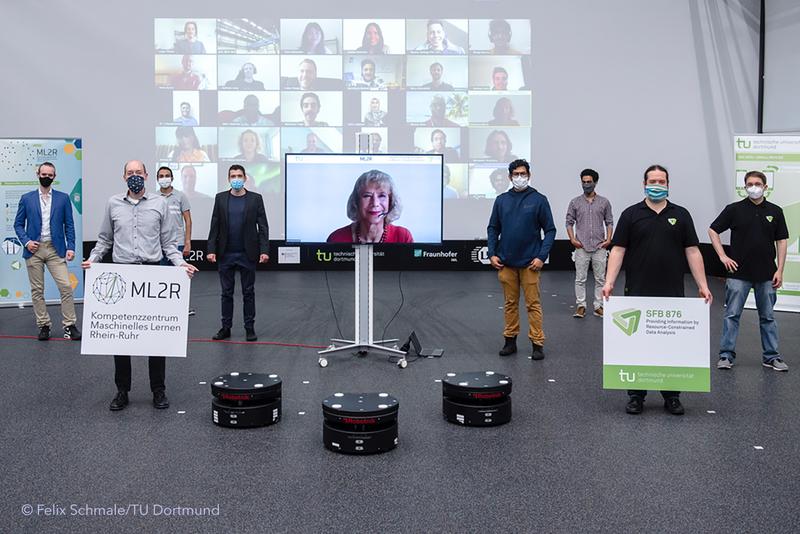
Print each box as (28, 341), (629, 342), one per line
(81, 264), (191, 357)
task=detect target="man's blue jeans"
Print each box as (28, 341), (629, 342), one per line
(720, 278), (780, 363)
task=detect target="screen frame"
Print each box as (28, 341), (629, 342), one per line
(284, 152), (444, 245)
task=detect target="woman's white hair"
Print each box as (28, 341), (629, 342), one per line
(346, 169), (402, 223)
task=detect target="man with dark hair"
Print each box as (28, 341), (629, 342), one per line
(14, 162), (80, 341)
(566, 168), (614, 318)
(421, 62), (454, 90)
(709, 170), (789, 371)
(207, 165), (270, 342)
(603, 164), (712, 415)
(488, 19), (520, 54)
(488, 159), (556, 360)
(491, 67), (509, 91)
(350, 59), (385, 89)
(426, 128), (459, 161)
(233, 95), (274, 126)
(174, 102), (198, 126)
(84, 160), (198, 411)
(300, 92), (329, 126)
(424, 95), (459, 127)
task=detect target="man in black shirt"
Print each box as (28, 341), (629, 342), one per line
(709, 170), (789, 371)
(603, 164), (712, 415)
(207, 165), (270, 342)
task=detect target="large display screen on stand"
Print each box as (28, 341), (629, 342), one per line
(285, 153), (443, 244)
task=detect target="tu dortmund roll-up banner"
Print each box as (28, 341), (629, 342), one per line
(603, 296), (710, 392)
(734, 135), (800, 312)
(0, 138), (83, 307)
(81, 264), (191, 357)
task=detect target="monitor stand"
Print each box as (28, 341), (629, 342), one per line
(318, 244), (407, 368)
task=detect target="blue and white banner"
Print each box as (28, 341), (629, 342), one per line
(0, 138), (83, 306)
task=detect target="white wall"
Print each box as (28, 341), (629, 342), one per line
(0, 1), (759, 242)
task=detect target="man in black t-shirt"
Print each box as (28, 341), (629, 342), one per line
(603, 164), (713, 415)
(709, 170), (789, 371)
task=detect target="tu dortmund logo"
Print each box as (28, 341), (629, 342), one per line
(612, 308), (641, 336)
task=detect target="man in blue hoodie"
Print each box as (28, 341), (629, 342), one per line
(487, 159), (556, 359)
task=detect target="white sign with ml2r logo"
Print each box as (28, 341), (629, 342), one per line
(81, 264), (191, 357)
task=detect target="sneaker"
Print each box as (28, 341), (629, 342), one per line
(664, 397), (685, 415)
(593, 307), (604, 317)
(531, 343), (545, 360)
(573, 306), (586, 318)
(763, 358), (789, 372)
(212, 327), (231, 340)
(498, 336), (517, 356)
(37, 325), (51, 341)
(109, 391), (129, 411)
(64, 325), (81, 341)
(188, 308), (196, 316)
(152, 390), (170, 409)
(625, 396), (643, 414)
(717, 358), (733, 370)
(245, 328), (258, 342)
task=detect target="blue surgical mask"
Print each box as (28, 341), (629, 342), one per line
(645, 184), (668, 201)
(230, 178), (245, 191)
(127, 175), (145, 194)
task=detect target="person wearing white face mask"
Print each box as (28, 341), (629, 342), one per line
(709, 170), (789, 372)
(487, 159), (556, 360)
(157, 166), (195, 316)
(207, 164), (270, 342)
(156, 166), (192, 264)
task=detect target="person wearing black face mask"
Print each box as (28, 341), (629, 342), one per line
(83, 160), (198, 412)
(565, 169), (614, 319)
(14, 162), (80, 341)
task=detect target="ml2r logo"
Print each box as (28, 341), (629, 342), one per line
(612, 308), (641, 336)
(470, 246), (491, 265)
(92, 272), (181, 305)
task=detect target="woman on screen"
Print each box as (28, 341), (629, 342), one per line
(488, 97), (520, 126)
(171, 126), (210, 163)
(484, 130), (517, 162)
(301, 22), (331, 54)
(356, 23), (389, 54)
(225, 62), (265, 90)
(327, 170), (413, 243)
(233, 130), (269, 163)
(174, 21), (206, 54)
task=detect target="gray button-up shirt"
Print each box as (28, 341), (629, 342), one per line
(565, 193), (614, 252)
(89, 191), (183, 265)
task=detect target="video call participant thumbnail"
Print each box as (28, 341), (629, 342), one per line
(327, 169), (413, 243)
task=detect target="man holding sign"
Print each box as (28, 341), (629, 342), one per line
(602, 165), (712, 415)
(82, 160), (198, 412)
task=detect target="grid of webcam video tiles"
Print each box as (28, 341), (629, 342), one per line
(155, 18), (531, 202)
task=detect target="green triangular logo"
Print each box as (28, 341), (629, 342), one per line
(70, 179), (82, 214)
(766, 215), (774, 222)
(667, 218), (677, 225)
(612, 308), (641, 336)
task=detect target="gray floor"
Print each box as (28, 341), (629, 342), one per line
(1, 270), (798, 533)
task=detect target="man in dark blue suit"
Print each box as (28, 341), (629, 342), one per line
(14, 162), (81, 341)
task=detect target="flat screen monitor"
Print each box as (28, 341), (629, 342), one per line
(285, 153), (443, 244)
